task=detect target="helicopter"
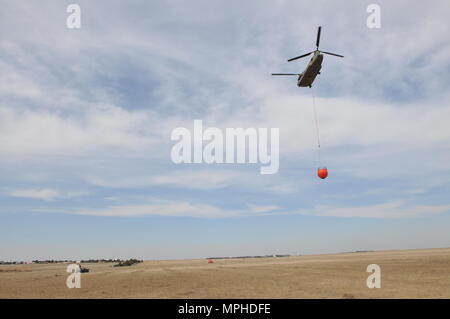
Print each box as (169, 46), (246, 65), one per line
(272, 26), (343, 88)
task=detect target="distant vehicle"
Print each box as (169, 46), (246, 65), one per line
(76, 262), (90, 273)
(272, 26), (343, 88)
(80, 267), (89, 273)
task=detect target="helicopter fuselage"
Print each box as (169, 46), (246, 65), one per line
(298, 52), (323, 87)
(272, 26), (343, 88)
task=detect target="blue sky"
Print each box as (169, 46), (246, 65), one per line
(1, 0), (450, 260)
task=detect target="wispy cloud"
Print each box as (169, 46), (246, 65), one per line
(75, 200), (280, 218)
(305, 200), (450, 219)
(6, 188), (87, 201)
(72, 198), (450, 219)
(7, 188), (60, 201)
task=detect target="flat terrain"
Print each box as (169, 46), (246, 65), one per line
(1, 248), (450, 298)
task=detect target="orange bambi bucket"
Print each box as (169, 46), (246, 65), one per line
(317, 167), (328, 179)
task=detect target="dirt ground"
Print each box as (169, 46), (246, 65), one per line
(1, 248), (450, 298)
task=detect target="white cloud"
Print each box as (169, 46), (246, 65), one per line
(75, 200), (281, 218)
(6, 188), (88, 201)
(7, 188), (60, 201)
(85, 167), (305, 194)
(87, 169), (244, 190)
(76, 200), (238, 218)
(73, 198), (450, 219)
(247, 204), (281, 214)
(0, 60), (44, 99)
(305, 200), (450, 219)
(0, 103), (158, 157)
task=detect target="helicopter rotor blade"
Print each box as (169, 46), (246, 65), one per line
(316, 26), (321, 49)
(287, 51), (313, 62)
(271, 73), (300, 76)
(321, 51), (344, 58)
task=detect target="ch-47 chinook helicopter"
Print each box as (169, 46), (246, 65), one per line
(272, 26), (343, 88)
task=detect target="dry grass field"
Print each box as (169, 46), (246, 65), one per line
(1, 248), (450, 298)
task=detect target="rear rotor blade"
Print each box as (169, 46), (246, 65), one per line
(316, 26), (321, 48)
(321, 51), (344, 58)
(287, 51), (313, 62)
(271, 73), (300, 76)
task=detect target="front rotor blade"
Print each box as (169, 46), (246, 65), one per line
(316, 26), (321, 48)
(271, 73), (299, 76)
(287, 51), (313, 62)
(321, 51), (344, 58)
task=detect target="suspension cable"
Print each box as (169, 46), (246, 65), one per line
(311, 87), (322, 164)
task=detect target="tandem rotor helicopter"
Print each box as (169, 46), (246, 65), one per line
(272, 26), (343, 88)
(272, 26), (344, 179)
